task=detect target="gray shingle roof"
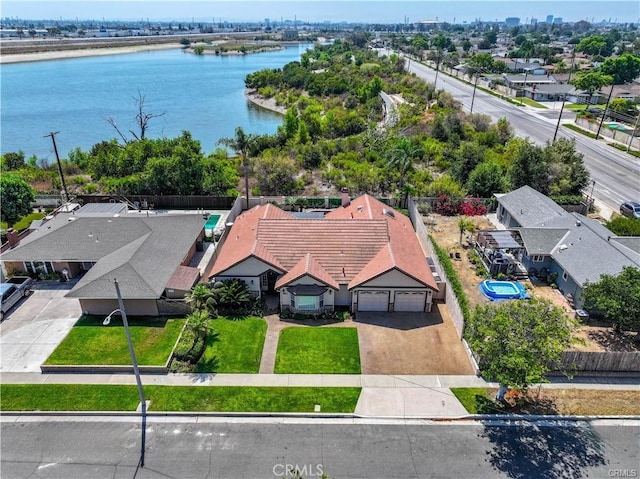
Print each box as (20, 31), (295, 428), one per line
(498, 187), (640, 287)
(497, 186), (568, 227)
(2, 214), (205, 300)
(515, 228), (569, 254)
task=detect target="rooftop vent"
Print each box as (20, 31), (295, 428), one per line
(383, 208), (395, 218)
(576, 220), (581, 227)
(357, 205), (363, 212)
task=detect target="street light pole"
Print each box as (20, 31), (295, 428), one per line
(595, 86), (615, 140)
(104, 279), (146, 468)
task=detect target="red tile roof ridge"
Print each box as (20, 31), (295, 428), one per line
(275, 253), (339, 289)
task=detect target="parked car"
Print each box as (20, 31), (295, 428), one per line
(619, 201), (640, 219)
(0, 276), (33, 321)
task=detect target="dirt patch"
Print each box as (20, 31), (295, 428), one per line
(491, 388), (640, 416)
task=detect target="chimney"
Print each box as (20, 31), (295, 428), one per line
(7, 228), (20, 248)
(341, 188), (350, 208)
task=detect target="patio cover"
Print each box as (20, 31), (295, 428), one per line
(477, 230), (524, 249)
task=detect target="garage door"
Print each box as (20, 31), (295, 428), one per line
(358, 291), (390, 312)
(394, 292), (426, 312)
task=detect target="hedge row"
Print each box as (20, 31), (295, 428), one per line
(430, 235), (471, 323)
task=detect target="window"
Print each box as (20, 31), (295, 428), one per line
(297, 296), (317, 311)
(319, 295), (324, 308)
(562, 270), (568, 281)
(261, 272), (268, 289)
(532, 255), (545, 263)
(290, 295), (295, 308)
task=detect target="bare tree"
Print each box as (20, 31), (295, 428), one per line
(105, 90), (165, 143)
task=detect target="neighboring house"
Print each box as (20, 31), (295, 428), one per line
(1, 213), (207, 316)
(522, 84), (586, 102)
(494, 186), (640, 305)
(210, 194), (438, 314)
(503, 73), (557, 88)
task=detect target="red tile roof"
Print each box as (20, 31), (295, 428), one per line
(211, 195), (438, 291)
(275, 253), (340, 289)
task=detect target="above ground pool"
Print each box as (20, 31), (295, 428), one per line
(479, 280), (530, 301)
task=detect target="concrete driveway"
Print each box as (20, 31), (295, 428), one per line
(355, 303), (475, 375)
(0, 282), (81, 372)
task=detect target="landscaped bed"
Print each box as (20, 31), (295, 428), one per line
(194, 316), (267, 373)
(275, 327), (361, 374)
(452, 387), (640, 416)
(0, 384), (361, 413)
(44, 315), (185, 366)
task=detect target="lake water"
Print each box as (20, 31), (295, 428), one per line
(1, 44), (310, 159)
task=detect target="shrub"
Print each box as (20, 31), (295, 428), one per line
(434, 194), (460, 216)
(458, 197), (488, 216)
(430, 236), (471, 323)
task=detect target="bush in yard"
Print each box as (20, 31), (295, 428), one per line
(433, 194), (460, 216)
(458, 197), (488, 216)
(213, 279), (252, 312)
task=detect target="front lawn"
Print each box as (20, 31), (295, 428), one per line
(194, 316), (267, 373)
(519, 98), (547, 108)
(44, 315), (184, 366)
(275, 327), (361, 374)
(0, 384), (361, 413)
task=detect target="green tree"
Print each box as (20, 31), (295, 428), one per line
(253, 152), (298, 195)
(0, 173), (35, 228)
(466, 299), (578, 401)
(582, 267), (640, 339)
(1, 151), (26, 171)
(606, 217), (640, 236)
(509, 140), (549, 194)
(215, 279), (251, 309)
(186, 283), (214, 311)
(599, 53), (640, 85)
(193, 45), (205, 55)
(571, 71), (613, 105)
(544, 138), (590, 196)
(457, 216), (476, 244)
(466, 161), (508, 198)
(218, 127), (255, 206)
(186, 310), (214, 342)
(385, 138), (424, 204)
(576, 35), (611, 56)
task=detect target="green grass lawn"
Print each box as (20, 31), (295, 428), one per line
(451, 388), (494, 414)
(0, 384), (361, 413)
(519, 98), (547, 108)
(275, 327), (361, 374)
(194, 316), (267, 373)
(45, 316), (185, 366)
(0, 212), (46, 232)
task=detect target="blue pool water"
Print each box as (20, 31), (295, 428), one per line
(479, 280), (529, 301)
(204, 215), (221, 229)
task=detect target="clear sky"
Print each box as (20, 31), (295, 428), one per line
(2, 0), (638, 24)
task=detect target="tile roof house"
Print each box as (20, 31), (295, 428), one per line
(1, 214), (206, 316)
(210, 194), (438, 313)
(495, 186), (640, 306)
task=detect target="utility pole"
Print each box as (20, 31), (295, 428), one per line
(553, 48), (576, 142)
(595, 86), (615, 140)
(44, 131), (69, 203)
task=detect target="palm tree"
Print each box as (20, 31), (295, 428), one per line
(457, 216), (476, 244)
(218, 127), (254, 207)
(185, 283), (213, 311)
(385, 138), (424, 206)
(186, 310), (213, 342)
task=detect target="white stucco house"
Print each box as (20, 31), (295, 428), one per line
(210, 194), (439, 314)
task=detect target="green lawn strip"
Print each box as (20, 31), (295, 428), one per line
(0, 212), (46, 232)
(275, 327), (361, 374)
(45, 316), (185, 366)
(194, 316), (267, 373)
(147, 386), (361, 413)
(519, 98), (547, 109)
(450, 388), (501, 414)
(0, 384), (140, 411)
(0, 384), (361, 413)
(563, 123), (598, 139)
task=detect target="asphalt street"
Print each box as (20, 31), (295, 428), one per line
(1, 418), (638, 478)
(403, 58), (640, 211)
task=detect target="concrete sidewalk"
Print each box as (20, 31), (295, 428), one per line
(2, 372), (638, 417)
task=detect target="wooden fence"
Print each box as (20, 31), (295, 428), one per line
(557, 351), (640, 373)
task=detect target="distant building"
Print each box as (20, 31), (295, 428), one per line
(553, 17), (563, 24)
(546, 15), (554, 24)
(282, 29), (298, 40)
(505, 17), (520, 27)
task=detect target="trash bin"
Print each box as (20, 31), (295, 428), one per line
(575, 309), (589, 323)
